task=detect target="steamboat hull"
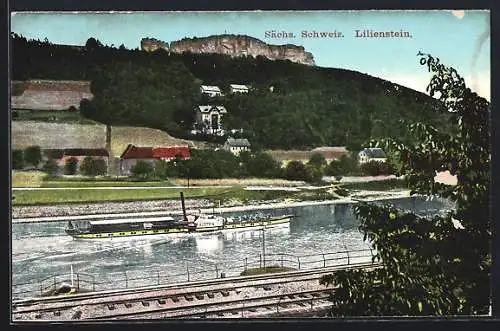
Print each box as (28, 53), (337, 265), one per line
(65, 216), (292, 239)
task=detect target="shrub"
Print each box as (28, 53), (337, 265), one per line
(360, 161), (382, 176)
(12, 150), (24, 170)
(131, 161), (154, 180)
(24, 146), (42, 168)
(64, 157), (79, 175)
(80, 157), (107, 176)
(284, 160), (309, 181)
(42, 159), (59, 175)
(360, 161), (394, 176)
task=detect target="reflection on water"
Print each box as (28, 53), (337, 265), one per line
(12, 197), (453, 296)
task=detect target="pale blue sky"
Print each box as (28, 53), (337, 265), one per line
(11, 10), (491, 99)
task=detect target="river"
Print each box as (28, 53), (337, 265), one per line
(11, 196), (453, 299)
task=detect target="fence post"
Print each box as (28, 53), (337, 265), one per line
(323, 253), (326, 268)
(259, 254), (262, 269)
(125, 271), (128, 288)
(281, 255), (284, 268)
(76, 273), (80, 290)
(297, 257), (301, 270)
(245, 257), (248, 271)
(157, 270), (160, 285)
(346, 250), (350, 265)
(370, 248), (374, 264)
(215, 265), (219, 279)
(92, 275), (95, 292)
(53, 275), (56, 291)
(187, 265), (190, 282)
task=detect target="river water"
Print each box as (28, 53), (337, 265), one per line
(11, 196), (453, 298)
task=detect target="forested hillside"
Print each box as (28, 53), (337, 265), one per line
(11, 34), (450, 150)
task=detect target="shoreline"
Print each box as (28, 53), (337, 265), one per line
(12, 190), (411, 224)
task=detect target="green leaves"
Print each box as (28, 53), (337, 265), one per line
(322, 54), (491, 317)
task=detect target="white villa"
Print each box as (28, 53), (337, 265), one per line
(193, 105), (228, 136)
(223, 137), (251, 156)
(200, 85), (223, 97)
(358, 148), (387, 164)
(229, 84), (249, 94)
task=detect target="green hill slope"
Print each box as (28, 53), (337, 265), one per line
(11, 34), (449, 150)
(12, 121), (206, 157)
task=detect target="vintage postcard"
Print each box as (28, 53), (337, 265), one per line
(10, 10), (491, 321)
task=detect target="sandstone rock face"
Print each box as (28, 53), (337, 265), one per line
(141, 34), (315, 66)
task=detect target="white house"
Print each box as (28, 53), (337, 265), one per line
(358, 148), (387, 164)
(193, 105), (228, 136)
(223, 138), (251, 156)
(229, 84), (249, 94)
(200, 85), (223, 97)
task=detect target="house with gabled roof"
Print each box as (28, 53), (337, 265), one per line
(152, 146), (191, 161)
(223, 137), (251, 156)
(229, 84), (249, 94)
(358, 148), (387, 164)
(200, 85), (223, 97)
(119, 144), (155, 176)
(119, 144), (192, 175)
(43, 148), (109, 168)
(193, 105), (227, 136)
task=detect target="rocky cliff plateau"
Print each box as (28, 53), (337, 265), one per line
(141, 34), (315, 65)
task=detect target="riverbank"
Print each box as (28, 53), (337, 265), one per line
(11, 189), (411, 222)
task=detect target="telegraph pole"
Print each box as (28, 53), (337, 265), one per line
(261, 225), (266, 268)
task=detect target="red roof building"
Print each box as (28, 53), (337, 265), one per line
(119, 144), (191, 176)
(152, 147), (191, 160)
(120, 144), (154, 159)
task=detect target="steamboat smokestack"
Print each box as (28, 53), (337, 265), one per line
(180, 192), (187, 221)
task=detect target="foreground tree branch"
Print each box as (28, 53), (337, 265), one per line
(321, 53), (491, 316)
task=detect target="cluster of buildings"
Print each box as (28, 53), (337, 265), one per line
(192, 84), (249, 136)
(40, 138), (252, 176)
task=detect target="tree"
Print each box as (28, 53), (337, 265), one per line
(42, 159), (59, 175)
(321, 54), (491, 316)
(306, 153), (327, 184)
(247, 152), (282, 178)
(324, 159), (341, 176)
(337, 153), (360, 175)
(12, 150), (24, 170)
(64, 157), (78, 175)
(131, 161), (154, 180)
(307, 153), (327, 169)
(284, 161), (309, 181)
(24, 146), (42, 168)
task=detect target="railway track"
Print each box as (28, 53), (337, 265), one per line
(13, 262), (382, 320)
(103, 288), (334, 319)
